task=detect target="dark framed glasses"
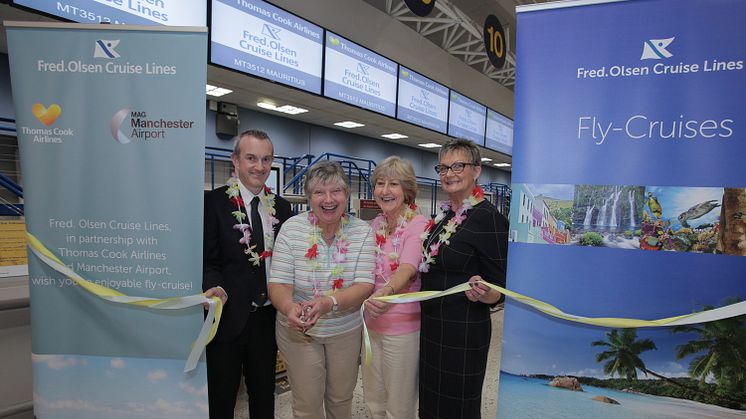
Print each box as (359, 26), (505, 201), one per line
(434, 162), (476, 175)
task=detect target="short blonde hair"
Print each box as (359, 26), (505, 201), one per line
(304, 161), (350, 200)
(371, 156), (418, 205)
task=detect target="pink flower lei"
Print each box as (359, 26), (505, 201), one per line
(374, 203), (417, 277)
(418, 186), (484, 273)
(226, 175), (279, 266)
(306, 212), (350, 298)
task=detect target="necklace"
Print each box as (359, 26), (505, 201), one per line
(226, 176), (279, 266)
(374, 204), (417, 277)
(306, 212), (350, 297)
(418, 186), (484, 273)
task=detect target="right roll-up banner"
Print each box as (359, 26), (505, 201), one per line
(500, 0), (746, 418)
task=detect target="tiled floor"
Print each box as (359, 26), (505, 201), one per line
(235, 309), (504, 418)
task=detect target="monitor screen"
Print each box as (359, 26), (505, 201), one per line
(210, 0), (323, 94)
(448, 91), (486, 144)
(396, 66), (448, 134)
(13, 0), (206, 26)
(323, 31), (397, 117)
(485, 109), (513, 155)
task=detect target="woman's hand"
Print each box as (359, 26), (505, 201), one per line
(286, 302), (308, 332)
(364, 286), (394, 319)
(465, 275), (501, 304)
(302, 296), (333, 327)
(202, 286), (227, 309)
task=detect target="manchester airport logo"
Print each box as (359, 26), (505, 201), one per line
(94, 39), (121, 59)
(640, 37), (674, 60)
(110, 108), (196, 144)
(261, 24), (281, 40)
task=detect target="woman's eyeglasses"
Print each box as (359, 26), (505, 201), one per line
(434, 162), (476, 175)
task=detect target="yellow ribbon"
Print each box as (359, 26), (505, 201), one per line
(361, 280), (746, 365)
(26, 232), (222, 372)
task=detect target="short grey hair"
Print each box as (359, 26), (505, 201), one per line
(232, 129), (273, 156)
(438, 138), (481, 166)
(304, 161), (350, 200)
(371, 156), (418, 205)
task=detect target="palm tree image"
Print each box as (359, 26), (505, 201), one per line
(592, 329), (661, 380)
(591, 326), (746, 409)
(672, 298), (746, 406)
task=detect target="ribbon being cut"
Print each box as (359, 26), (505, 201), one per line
(26, 232), (222, 372)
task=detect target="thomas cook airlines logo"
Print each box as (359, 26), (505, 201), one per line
(641, 37), (674, 60)
(94, 39), (120, 59)
(262, 24), (281, 40)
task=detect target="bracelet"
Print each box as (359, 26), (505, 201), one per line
(383, 284), (395, 294)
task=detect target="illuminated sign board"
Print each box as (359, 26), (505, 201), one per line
(397, 66), (448, 134)
(210, 0), (323, 94)
(13, 0), (206, 26)
(485, 109), (513, 155)
(448, 91), (486, 144)
(324, 31), (397, 117)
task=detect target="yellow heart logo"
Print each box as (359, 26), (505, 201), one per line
(31, 103), (62, 126)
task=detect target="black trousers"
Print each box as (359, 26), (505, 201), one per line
(206, 305), (277, 419)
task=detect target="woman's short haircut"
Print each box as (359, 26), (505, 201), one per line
(438, 138), (481, 166)
(371, 156), (418, 205)
(304, 160), (350, 199)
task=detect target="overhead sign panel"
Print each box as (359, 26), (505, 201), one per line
(397, 66), (448, 134)
(448, 91), (486, 144)
(12, 0), (206, 26)
(324, 31), (398, 117)
(210, 0), (323, 94)
(486, 109), (513, 155)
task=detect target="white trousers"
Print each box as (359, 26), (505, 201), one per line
(361, 329), (420, 419)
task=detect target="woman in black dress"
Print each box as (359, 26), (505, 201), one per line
(418, 138), (508, 418)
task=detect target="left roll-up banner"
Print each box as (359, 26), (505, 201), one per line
(6, 22), (208, 419)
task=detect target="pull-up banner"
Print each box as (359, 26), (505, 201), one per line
(500, 1), (746, 417)
(6, 22), (208, 419)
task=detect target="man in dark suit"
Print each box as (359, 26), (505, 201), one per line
(203, 130), (292, 419)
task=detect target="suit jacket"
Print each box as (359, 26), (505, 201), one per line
(203, 185), (292, 342)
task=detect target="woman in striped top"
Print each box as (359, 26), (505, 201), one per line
(269, 161), (376, 418)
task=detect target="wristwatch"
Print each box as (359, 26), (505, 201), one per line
(330, 295), (339, 313)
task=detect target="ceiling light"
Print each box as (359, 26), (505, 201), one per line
(334, 121), (365, 128)
(206, 84), (232, 97)
(418, 143), (442, 148)
(275, 105), (308, 115)
(381, 133), (408, 140)
(493, 163), (511, 167)
(257, 101), (276, 110)
(257, 101), (308, 115)
(481, 157), (493, 162)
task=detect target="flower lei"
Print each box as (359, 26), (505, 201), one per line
(226, 175), (279, 266)
(374, 203), (417, 277)
(418, 186), (484, 273)
(305, 212), (350, 297)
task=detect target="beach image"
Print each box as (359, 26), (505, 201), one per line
(31, 354), (208, 419)
(497, 244), (746, 418)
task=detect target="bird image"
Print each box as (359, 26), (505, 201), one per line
(678, 200), (720, 227)
(646, 192), (662, 219)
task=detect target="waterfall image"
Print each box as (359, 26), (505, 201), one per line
(572, 185), (645, 249)
(583, 204), (595, 226)
(628, 190), (636, 227)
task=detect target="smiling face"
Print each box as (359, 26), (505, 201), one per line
(374, 176), (406, 219)
(231, 134), (273, 194)
(309, 181), (348, 229)
(439, 149), (481, 201)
